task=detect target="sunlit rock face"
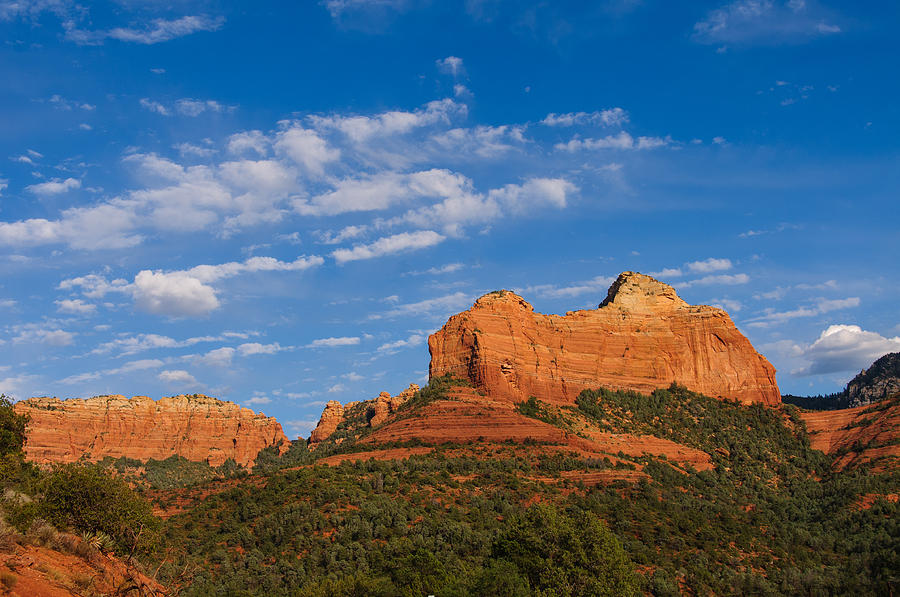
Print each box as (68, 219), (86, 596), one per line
(15, 394), (289, 467)
(428, 272), (781, 407)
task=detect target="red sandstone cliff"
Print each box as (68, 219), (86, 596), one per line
(428, 272), (781, 406)
(15, 394), (289, 467)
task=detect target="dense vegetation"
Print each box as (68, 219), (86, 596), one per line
(0, 395), (160, 557)
(145, 384), (900, 596)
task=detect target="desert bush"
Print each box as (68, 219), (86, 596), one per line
(35, 464), (160, 556)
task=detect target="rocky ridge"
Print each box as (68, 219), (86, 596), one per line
(428, 272), (780, 406)
(15, 394), (288, 467)
(846, 352), (900, 408)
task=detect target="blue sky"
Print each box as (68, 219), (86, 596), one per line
(1, 0), (898, 437)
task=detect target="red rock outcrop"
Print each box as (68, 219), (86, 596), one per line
(309, 400), (345, 444)
(368, 383), (420, 427)
(15, 394), (288, 467)
(800, 396), (900, 470)
(428, 272), (780, 406)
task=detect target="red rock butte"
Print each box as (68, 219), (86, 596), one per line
(14, 394), (289, 467)
(428, 271), (781, 406)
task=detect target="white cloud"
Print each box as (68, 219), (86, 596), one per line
(174, 142), (216, 158)
(746, 296), (860, 327)
(91, 333), (220, 356)
(332, 230), (445, 263)
(307, 336), (360, 348)
(13, 326), (75, 346)
(26, 177), (80, 196)
(0, 178), (7, 195)
(327, 383), (346, 393)
(429, 125), (526, 158)
(541, 108), (629, 127)
(55, 298), (96, 314)
(132, 270), (220, 317)
(274, 124), (339, 176)
(195, 347), (235, 367)
(98, 15), (225, 45)
(227, 130), (269, 156)
(244, 396), (271, 406)
(678, 273), (750, 288)
(62, 254), (322, 317)
(488, 177), (576, 213)
(158, 369), (200, 386)
(649, 268), (684, 279)
(519, 275), (616, 300)
(407, 262), (464, 276)
(373, 291), (472, 320)
(378, 333), (425, 352)
(60, 358), (165, 384)
(139, 98), (170, 115)
(237, 342), (284, 355)
(317, 225), (368, 245)
(175, 98), (229, 116)
(687, 257), (732, 273)
(308, 98), (466, 143)
(436, 56), (464, 77)
(693, 0), (841, 45)
(794, 325), (900, 375)
(555, 132), (670, 152)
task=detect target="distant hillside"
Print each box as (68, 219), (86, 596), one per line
(784, 352), (900, 410)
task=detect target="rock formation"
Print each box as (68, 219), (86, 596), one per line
(428, 272), (780, 406)
(309, 400), (346, 444)
(15, 394), (289, 467)
(310, 384), (420, 445)
(845, 352), (900, 408)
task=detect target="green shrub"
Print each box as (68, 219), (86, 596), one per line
(34, 464), (160, 556)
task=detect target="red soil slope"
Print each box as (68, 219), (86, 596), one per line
(801, 397), (900, 470)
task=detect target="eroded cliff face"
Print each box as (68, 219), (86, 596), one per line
(308, 384), (420, 446)
(14, 394), (289, 467)
(428, 272), (781, 406)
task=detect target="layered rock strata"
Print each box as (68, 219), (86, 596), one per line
(428, 272), (781, 406)
(15, 394), (289, 467)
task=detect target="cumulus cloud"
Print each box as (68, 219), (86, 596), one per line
(194, 347), (235, 367)
(746, 296), (860, 327)
(55, 298), (96, 314)
(693, 0), (841, 45)
(308, 98), (466, 143)
(227, 130), (269, 156)
(306, 336), (360, 348)
(436, 56), (464, 77)
(91, 333), (221, 356)
(274, 125), (340, 176)
(555, 132), (670, 152)
(67, 15), (225, 45)
(373, 291), (472, 320)
(26, 177), (80, 196)
(237, 342), (285, 355)
(244, 396), (271, 406)
(332, 230), (445, 264)
(12, 326), (75, 346)
(158, 369), (200, 386)
(687, 257), (733, 273)
(378, 333), (425, 352)
(794, 325), (900, 375)
(132, 270), (220, 317)
(678, 273), (750, 288)
(541, 108), (628, 127)
(61, 254), (323, 317)
(519, 275), (616, 300)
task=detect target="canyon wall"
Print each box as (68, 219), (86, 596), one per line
(428, 272), (781, 406)
(15, 394), (289, 467)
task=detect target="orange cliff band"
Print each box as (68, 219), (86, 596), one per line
(428, 272), (781, 407)
(14, 394), (289, 467)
